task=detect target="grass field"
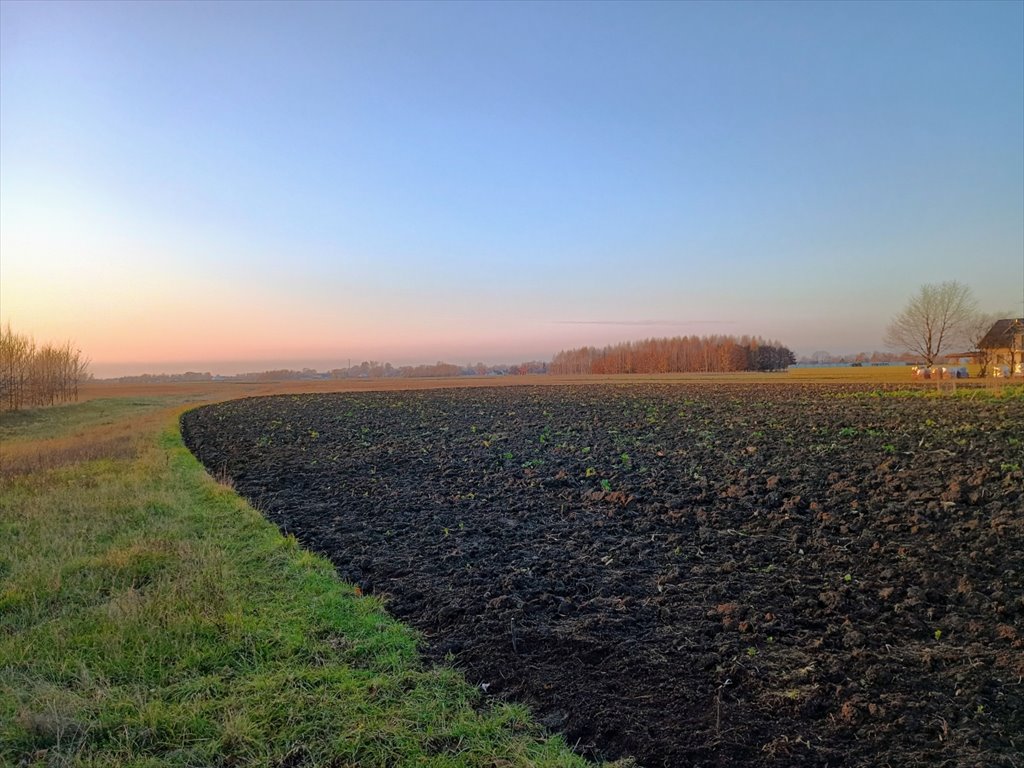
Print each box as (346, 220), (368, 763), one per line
(0, 392), (594, 767)
(1, 370), (1017, 766)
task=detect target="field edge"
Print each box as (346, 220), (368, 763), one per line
(0, 402), (601, 768)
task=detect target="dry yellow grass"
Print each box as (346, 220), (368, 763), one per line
(0, 414), (157, 477)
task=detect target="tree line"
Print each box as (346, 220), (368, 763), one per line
(550, 335), (796, 375)
(319, 360), (549, 379)
(798, 350), (916, 365)
(0, 324), (91, 411)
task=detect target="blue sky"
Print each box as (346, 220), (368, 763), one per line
(2, 0), (1022, 375)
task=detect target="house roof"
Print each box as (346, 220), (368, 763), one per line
(979, 318), (1024, 349)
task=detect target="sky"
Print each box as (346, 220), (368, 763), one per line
(1, 0), (1022, 377)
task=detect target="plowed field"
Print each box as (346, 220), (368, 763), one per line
(181, 384), (1023, 767)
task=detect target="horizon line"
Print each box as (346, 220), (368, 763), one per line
(552, 319), (736, 326)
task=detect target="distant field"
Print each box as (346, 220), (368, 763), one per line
(78, 366), (999, 404)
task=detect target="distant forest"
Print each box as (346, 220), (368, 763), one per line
(550, 335), (796, 375)
(102, 337), (803, 383)
(96, 348), (921, 384)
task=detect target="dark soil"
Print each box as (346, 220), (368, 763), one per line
(181, 384), (1024, 767)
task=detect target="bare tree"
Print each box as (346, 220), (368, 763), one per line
(885, 281), (977, 366)
(964, 310), (1006, 377)
(0, 323), (90, 411)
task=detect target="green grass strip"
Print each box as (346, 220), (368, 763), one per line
(836, 383), (1024, 401)
(0, 398), (169, 443)
(0, 408), (594, 767)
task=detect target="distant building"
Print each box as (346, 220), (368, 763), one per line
(978, 318), (1024, 375)
(941, 352), (981, 365)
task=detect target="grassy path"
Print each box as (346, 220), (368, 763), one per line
(0, 399), (593, 767)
